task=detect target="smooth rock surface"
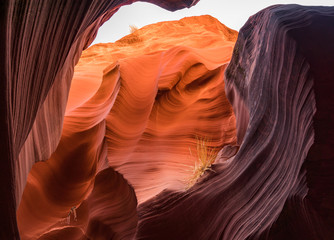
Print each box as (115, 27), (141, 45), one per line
(3, 2), (333, 239)
(0, 1), (198, 238)
(136, 5), (334, 240)
(17, 15), (238, 239)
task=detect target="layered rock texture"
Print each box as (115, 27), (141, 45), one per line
(16, 15), (238, 239)
(0, 0), (200, 239)
(136, 5), (334, 240)
(1, 1), (334, 239)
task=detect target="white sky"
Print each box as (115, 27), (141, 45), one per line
(91, 0), (333, 45)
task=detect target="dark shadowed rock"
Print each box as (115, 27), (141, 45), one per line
(136, 5), (334, 240)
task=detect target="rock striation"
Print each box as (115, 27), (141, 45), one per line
(136, 5), (334, 240)
(0, 0), (199, 238)
(17, 15), (238, 239)
(2, 1), (333, 239)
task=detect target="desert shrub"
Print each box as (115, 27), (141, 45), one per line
(116, 25), (142, 45)
(186, 137), (217, 189)
(129, 25), (138, 33)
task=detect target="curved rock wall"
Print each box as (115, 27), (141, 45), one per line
(0, 0), (198, 238)
(17, 15), (238, 239)
(3, 2), (333, 239)
(136, 5), (334, 240)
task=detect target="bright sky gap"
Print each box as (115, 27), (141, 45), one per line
(91, 0), (333, 45)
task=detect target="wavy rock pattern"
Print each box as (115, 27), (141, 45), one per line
(17, 15), (238, 239)
(36, 168), (138, 240)
(0, 0), (198, 238)
(105, 46), (237, 203)
(3, 1), (333, 239)
(136, 5), (334, 240)
(17, 63), (122, 239)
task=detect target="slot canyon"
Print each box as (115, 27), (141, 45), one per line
(0, 1), (333, 239)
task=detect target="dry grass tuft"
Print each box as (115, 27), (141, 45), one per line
(186, 137), (218, 189)
(129, 25), (139, 33)
(116, 25), (142, 45)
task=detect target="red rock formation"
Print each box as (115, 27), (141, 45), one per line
(17, 15), (238, 239)
(136, 5), (334, 240)
(4, 1), (333, 239)
(0, 0), (199, 238)
(36, 168), (138, 240)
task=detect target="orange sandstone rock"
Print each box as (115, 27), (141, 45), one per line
(17, 15), (238, 239)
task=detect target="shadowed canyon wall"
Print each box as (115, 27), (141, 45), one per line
(0, 0), (199, 239)
(16, 15), (238, 239)
(135, 5), (334, 240)
(1, 1), (334, 239)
